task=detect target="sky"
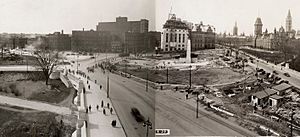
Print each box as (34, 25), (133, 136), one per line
(0, 0), (300, 35)
(0, 0), (155, 34)
(156, 0), (300, 35)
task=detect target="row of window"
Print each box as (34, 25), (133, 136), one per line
(164, 47), (185, 51)
(165, 44), (185, 48)
(166, 33), (186, 43)
(166, 29), (187, 32)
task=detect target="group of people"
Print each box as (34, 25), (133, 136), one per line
(86, 100), (114, 116)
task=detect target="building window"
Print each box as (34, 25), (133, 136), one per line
(166, 33), (169, 43)
(178, 48), (181, 50)
(170, 33), (173, 42)
(175, 34), (177, 42)
(179, 34), (181, 42)
(166, 44), (168, 47)
(165, 48), (168, 51)
(183, 34), (185, 43)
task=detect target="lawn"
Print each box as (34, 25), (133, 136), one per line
(0, 55), (39, 66)
(117, 64), (245, 86)
(0, 106), (76, 137)
(0, 72), (75, 106)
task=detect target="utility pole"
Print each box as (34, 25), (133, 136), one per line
(146, 68), (149, 92)
(166, 67), (169, 83)
(107, 72), (110, 98)
(143, 117), (152, 137)
(291, 111), (295, 137)
(189, 65), (192, 89)
(196, 92), (199, 118)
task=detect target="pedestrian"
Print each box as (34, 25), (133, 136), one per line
(88, 85), (90, 90)
(101, 100), (104, 108)
(186, 94), (188, 100)
(96, 105), (99, 110)
(100, 85), (102, 90)
(89, 105), (91, 112)
(103, 108), (106, 115)
(86, 108), (88, 113)
(107, 102), (110, 108)
(110, 108), (113, 114)
(95, 80), (97, 83)
(85, 120), (88, 128)
(87, 80), (89, 84)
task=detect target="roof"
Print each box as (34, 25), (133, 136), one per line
(270, 94), (284, 100)
(273, 83), (292, 91)
(253, 88), (277, 99)
(255, 17), (263, 25)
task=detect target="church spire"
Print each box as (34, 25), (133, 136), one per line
(286, 9), (292, 32)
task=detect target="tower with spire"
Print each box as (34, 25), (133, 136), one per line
(254, 17), (263, 36)
(233, 21), (238, 36)
(286, 9), (292, 32)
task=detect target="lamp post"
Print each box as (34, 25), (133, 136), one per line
(166, 67), (169, 84)
(290, 111), (295, 137)
(143, 117), (152, 137)
(107, 71), (110, 98)
(189, 65), (192, 89)
(196, 92), (199, 118)
(146, 68), (149, 92)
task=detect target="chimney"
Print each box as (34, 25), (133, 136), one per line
(61, 30), (64, 34)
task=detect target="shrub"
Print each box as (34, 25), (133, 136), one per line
(9, 83), (16, 91)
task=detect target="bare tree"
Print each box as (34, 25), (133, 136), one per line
(35, 49), (59, 85)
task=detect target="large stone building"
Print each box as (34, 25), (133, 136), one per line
(124, 31), (161, 53)
(253, 10), (299, 50)
(71, 29), (112, 52)
(160, 14), (215, 52)
(191, 22), (216, 50)
(71, 17), (158, 53)
(160, 14), (189, 52)
(96, 17), (148, 34)
(46, 30), (71, 51)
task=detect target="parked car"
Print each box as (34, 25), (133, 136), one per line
(283, 73), (291, 77)
(131, 107), (145, 123)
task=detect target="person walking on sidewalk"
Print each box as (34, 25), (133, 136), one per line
(89, 105), (91, 112)
(101, 100), (104, 108)
(107, 103), (110, 108)
(86, 108), (88, 113)
(103, 108), (106, 115)
(110, 108), (113, 114)
(96, 105), (99, 110)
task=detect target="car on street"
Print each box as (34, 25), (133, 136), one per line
(131, 107), (145, 123)
(283, 73), (291, 77)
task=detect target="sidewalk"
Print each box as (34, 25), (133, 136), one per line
(72, 71), (126, 137)
(0, 95), (72, 115)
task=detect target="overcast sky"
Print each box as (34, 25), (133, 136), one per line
(0, 0), (299, 35)
(0, 0), (155, 34)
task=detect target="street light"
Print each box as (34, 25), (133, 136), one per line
(196, 92), (200, 118)
(189, 65), (192, 89)
(146, 68), (149, 92)
(143, 117), (152, 137)
(290, 110), (296, 137)
(107, 68), (110, 98)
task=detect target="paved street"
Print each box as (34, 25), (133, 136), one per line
(0, 95), (72, 115)
(156, 90), (257, 136)
(75, 54), (258, 137)
(249, 58), (300, 89)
